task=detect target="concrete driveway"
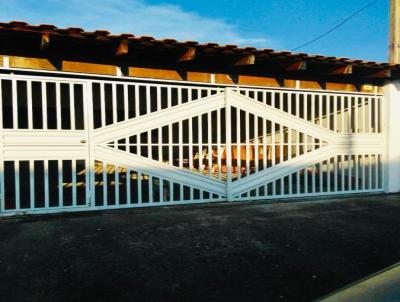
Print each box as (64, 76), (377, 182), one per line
(1, 194), (400, 302)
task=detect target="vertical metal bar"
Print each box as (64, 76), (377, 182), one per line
(348, 97), (352, 133)
(85, 82), (95, 208)
(333, 95), (338, 132)
(102, 162), (107, 206)
(179, 120), (183, 169)
(157, 86), (161, 111)
(326, 95), (331, 130)
(42, 82), (48, 130)
(208, 112), (212, 177)
(348, 155), (352, 191)
(226, 92), (232, 200)
(72, 159), (77, 207)
(368, 155), (372, 190)
(237, 108), (241, 179)
(58, 160), (63, 207)
(312, 164), (316, 193)
(355, 154), (359, 191)
(304, 93), (308, 122)
(199, 114), (203, 174)
(168, 124), (173, 166)
(180, 184), (183, 201)
(375, 154), (379, 189)
(374, 97), (378, 133)
(217, 109), (222, 179)
(147, 175), (154, 203)
(362, 97), (366, 133)
(137, 171), (142, 204)
(85, 159), (89, 207)
(112, 83), (117, 124)
(169, 180), (173, 202)
(146, 85), (151, 115)
(280, 125), (284, 165)
(368, 97), (372, 133)
(15, 161), (20, 210)
(27, 81), (33, 129)
(319, 162), (323, 193)
(288, 128), (292, 161)
(189, 117), (193, 172)
(263, 119), (267, 170)
(341, 96), (345, 133)
(159, 178), (163, 202)
(334, 155), (338, 192)
(311, 94), (315, 124)
(126, 168), (131, 204)
(0, 80), (4, 212)
(158, 126), (162, 164)
(100, 82), (106, 127)
(362, 154), (366, 190)
(272, 122), (276, 167)
(29, 160), (35, 209)
(134, 84), (140, 117)
(304, 166), (308, 194)
(12, 79), (18, 129)
(341, 155), (345, 191)
(177, 87), (182, 105)
(319, 95), (323, 127)
(355, 97), (359, 133)
(115, 166), (120, 205)
(167, 86), (172, 108)
(245, 111), (250, 177)
(56, 82), (61, 130)
(254, 115), (259, 173)
(123, 84), (129, 121)
(70, 84), (75, 130)
(327, 159), (331, 193)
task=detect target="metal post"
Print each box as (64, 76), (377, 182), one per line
(383, 80), (400, 192)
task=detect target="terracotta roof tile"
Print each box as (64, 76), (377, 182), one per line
(0, 20), (396, 69)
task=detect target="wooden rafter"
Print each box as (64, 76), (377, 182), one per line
(235, 54), (255, 66)
(329, 64), (353, 75)
(284, 60), (307, 71)
(115, 39), (129, 56)
(41, 32), (50, 49)
(179, 47), (196, 62)
(366, 69), (391, 78)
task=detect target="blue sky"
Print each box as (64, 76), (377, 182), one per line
(0, 0), (389, 62)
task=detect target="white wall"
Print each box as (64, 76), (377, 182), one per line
(384, 80), (400, 193)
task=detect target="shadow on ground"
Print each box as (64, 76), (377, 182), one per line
(1, 194), (400, 302)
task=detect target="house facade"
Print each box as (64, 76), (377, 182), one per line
(0, 21), (397, 216)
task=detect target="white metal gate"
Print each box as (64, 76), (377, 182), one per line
(0, 74), (385, 215)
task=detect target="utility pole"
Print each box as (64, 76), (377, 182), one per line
(390, 0), (400, 64)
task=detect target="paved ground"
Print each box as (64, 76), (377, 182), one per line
(1, 194), (400, 302)
(320, 263), (400, 302)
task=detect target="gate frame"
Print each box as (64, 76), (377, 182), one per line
(0, 68), (390, 216)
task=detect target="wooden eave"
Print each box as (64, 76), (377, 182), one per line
(0, 20), (398, 84)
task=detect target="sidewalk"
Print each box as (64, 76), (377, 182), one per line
(319, 263), (400, 302)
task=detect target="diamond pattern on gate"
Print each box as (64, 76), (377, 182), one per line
(233, 154), (383, 198)
(92, 160), (224, 206)
(103, 105), (329, 183)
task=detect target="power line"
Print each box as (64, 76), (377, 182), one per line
(291, 0), (381, 52)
